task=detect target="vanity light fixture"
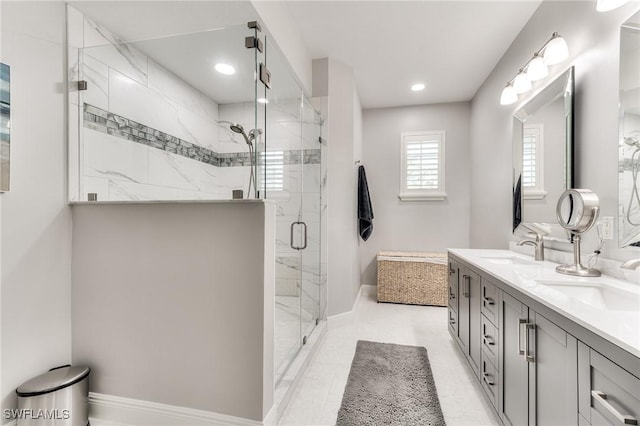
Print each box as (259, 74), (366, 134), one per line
(411, 83), (425, 91)
(500, 32), (569, 105)
(214, 63), (235, 75)
(596, 0), (630, 11)
(500, 83), (518, 105)
(512, 70), (532, 94)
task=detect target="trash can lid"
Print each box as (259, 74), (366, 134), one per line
(16, 365), (90, 397)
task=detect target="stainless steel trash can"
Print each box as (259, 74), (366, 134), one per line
(15, 365), (90, 426)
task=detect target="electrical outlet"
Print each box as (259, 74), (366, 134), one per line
(600, 217), (614, 240)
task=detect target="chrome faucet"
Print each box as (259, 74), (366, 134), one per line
(621, 258), (640, 270)
(517, 234), (545, 261)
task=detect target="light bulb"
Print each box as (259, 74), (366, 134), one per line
(512, 71), (532, 94)
(500, 85), (518, 105)
(596, 0), (629, 11)
(526, 54), (548, 81)
(543, 34), (569, 65)
(411, 83), (425, 91)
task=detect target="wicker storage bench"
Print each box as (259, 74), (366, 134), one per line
(376, 251), (447, 306)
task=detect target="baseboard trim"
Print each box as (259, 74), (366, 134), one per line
(327, 285), (375, 329)
(89, 392), (265, 426)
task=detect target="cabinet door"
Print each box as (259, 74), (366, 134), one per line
(468, 268), (482, 374)
(529, 312), (578, 426)
(500, 292), (529, 426)
(458, 267), (481, 375)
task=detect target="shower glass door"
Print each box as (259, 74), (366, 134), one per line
(263, 36), (321, 383)
(300, 97), (321, 343)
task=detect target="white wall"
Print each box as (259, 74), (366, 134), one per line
(0, 1), (72, 417)
(72, 201), (275, 422)
(470, 1), (640, 262)
(360, 102), (471, 285)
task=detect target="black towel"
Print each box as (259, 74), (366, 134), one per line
(358, 165), (374, 241)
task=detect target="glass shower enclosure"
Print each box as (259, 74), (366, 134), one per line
(67, 4), (323, 385)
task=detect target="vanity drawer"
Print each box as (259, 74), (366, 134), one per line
(448, 307), (458, 336)
(481, 278), (499, 325)
(481, 353), (498, 408)
(448, 280), (458, 311)
(481, 314), (499, 367)
(578, 343), (640, 425)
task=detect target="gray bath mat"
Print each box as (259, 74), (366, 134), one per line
(336, 340), (446, 426)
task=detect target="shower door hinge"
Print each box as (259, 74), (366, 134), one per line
(247, 21), (262, 32)
(302, 335), (308, 345)
(245, 36), (263, 53)
(316, 318), (319, 325)
(259, 63), (272, 89)
(77, 80), (88, 91)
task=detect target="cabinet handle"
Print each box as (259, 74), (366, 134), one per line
(591, 391), (638, 425)
(483, 296), (495, 306)
(483, 334), (495, 346)
(518, 319), (527, 356)
(524, 323), (535, 363)
(482, 372), (495, 386)
(449, 264), (455, 276)
(463, 275), (470, 297)
(449, 317), (456, 325)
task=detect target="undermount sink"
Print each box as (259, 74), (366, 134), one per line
(481, 256), (535, 266)
(536, 280), (640, 312)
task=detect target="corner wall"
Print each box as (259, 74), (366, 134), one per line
(470, 0), (640, 262)
(1, 1), (72, 417)
(313, 58), (363, 317)
(360, 102), (471, 286)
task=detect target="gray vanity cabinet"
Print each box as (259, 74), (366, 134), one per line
(578, 343), (640, 426)
(448, 252), (639, 426)
(499, 292), (578, 426)
(448, 258), (482, 377)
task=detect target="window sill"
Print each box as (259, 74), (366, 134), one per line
(523, 190), (547, 200)
(398, 192), (447, 201)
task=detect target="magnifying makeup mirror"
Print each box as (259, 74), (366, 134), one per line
(556, 189), (601, 277)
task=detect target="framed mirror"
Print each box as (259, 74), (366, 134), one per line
(513, 66), (574, 237)
(619, 11), (640, 248)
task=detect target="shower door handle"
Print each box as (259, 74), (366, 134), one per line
(290, 222), (308, 250)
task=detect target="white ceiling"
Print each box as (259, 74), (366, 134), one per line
(72, 1), (541, 109)
(286, 1), (541, 108)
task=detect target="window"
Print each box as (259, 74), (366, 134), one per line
(399, 130), (446, 201)
(261, 150), (284, 192)
(522, 123), (546, 199)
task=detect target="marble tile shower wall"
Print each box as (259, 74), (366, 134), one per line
(68, 5), (243, 201)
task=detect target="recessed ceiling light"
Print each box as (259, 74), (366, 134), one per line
(411, 83), (425, 92)
(215, 63), (235, 75)
(257, 97), (269, 104)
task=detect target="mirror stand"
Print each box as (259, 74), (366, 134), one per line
(556, 233), (601, 277)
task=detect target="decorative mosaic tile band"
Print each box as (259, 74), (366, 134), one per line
(82, 103), (320, 167)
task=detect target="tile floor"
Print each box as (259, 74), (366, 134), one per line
(279, 287), (500, 426)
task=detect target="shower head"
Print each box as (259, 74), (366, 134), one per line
(624, 136), (640, 148)
(230, 123), (251, 145)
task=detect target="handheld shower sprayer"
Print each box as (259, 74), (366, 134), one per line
(229, 123), (263, 199)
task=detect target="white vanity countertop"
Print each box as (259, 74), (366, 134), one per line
(448, 248), (640, 359)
